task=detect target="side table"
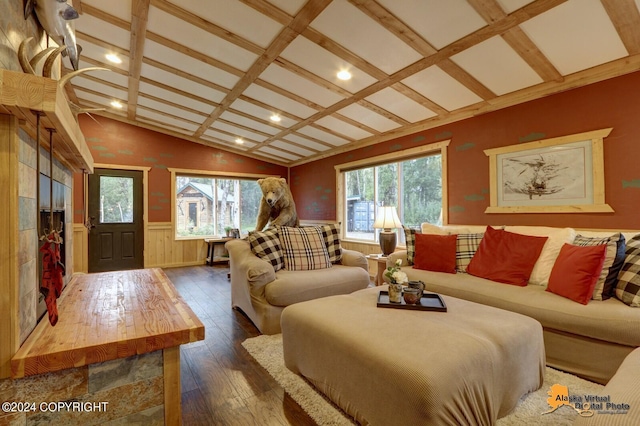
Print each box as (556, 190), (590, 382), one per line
(204, 237), (233, 266)
(366, 254), (388, 286)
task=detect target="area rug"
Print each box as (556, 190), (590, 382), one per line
(242, 334), (604, 426)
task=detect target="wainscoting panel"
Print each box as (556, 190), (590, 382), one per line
(147, 223), (208, 268)
(73, 224), (88, 274)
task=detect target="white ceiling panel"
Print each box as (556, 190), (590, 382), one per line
(258, 64), (345, 108)
(520, 0), (628, 76)
(140, 62), (227, 104)
(402, 66), (484, 111)
(220, 111), (280, 136)
(270, 140), (316, 156)
(137, 119), (194, 136)
(230, 99), (298, 128)
(378, 0), (487, 50)
(147, 6), (258, 71)
(315, 115), (374, 140)
(310, 1), (422, 74)
(365, 88), (437, 123)
(137, 96), (206, 123)
(495, 0), (535, 14)
(257, 147), (301, 161)
(136, 109), (201, 132)
(265, 0), (306, 16)
(138, 81), (214, 114)
(75, 40), (129, 73)
(75, 71), (129, 90)
(76, 91), (125, 109)
(451, 36), (543, 95)
(297, 126), (350, 146)
(243, 84), (317, 119)
(281, 36), (377, 92)
(142, 40), (240, 90)
(81, 0), (132, 23)
(337, 104), (400, 133)
(203, 130), (257, 148)
(72, 77), (128, 100)
(75, 14), (130, 51)
(166, 0), (283, 48)
(210, 121), (269, 143)
(284, 135), (331, 152)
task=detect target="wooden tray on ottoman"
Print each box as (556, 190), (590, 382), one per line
(377, 291), (447, 312)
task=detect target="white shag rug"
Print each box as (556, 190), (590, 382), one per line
(242, 334), (604, 426)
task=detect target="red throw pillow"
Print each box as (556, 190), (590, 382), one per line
(546, 243), (607, 305)
(467, 226), (548, 286)
(413, 234), (457, 274)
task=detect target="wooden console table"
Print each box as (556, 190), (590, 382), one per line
(205, 237), (232, 265)
(11, 268), (204, 424)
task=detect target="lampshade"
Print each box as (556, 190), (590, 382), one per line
(373, 206), (402, 256)
(373, 206), (402, 231)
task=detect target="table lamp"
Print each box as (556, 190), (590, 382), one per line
(373, 206), (402, 255)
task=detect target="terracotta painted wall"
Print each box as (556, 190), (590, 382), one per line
(291, 71), (640, 230)
(73, 116), (287, 223)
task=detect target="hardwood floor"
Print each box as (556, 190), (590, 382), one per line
(164, 265), (317, 426)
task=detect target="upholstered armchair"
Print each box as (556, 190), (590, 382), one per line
(226, 230), (369, 334)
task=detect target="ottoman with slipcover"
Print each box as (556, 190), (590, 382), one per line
(282, 286), (545, 425)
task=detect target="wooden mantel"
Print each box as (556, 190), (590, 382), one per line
(0, 69), (93, 172)
(11, 268), (205, 378)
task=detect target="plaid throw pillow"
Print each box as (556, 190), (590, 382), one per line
(403, 226), (420, 266)
(616, 234), (640, 307)
(315, 224), (343, 263)
(248, 228), (284, 272)
(279, 226), (331, 271)
(456, 233), (484, 272)
(573, 233), (626, 300)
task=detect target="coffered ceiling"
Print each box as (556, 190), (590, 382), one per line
(63, 0), (640, 166)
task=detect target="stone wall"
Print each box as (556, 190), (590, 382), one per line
(0, 351), (165, 425)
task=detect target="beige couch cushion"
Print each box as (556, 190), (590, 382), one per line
(264, 265), (370, 306)
(399, 267), (640, 347)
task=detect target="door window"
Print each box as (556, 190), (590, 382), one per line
(99, 176), (134, 224)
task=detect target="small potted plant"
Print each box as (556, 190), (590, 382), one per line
(224, 226), (232, 237)
(384, 259), (407, 303)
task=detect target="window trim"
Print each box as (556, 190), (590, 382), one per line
(334, 140), (450, 243)
(168, 167), (279, 241)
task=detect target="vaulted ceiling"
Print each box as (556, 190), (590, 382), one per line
(65, 0), (640, 166)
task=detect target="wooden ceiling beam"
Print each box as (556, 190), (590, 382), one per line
(141, 57), (232, 95)
(127, 0), (150, 120)
(193, 0), (334, 138)
(601, 0), (640, 55)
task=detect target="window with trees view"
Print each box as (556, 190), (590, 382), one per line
(343, 153), (443, 242)
(175, 175), (262, 238)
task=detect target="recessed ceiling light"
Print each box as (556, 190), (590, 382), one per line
(105, 54), (122, 64)
(235, 138), (244, 145)
(337, 70), (352, 80)
(110, 100), (123, 109)
(270, 114), (281, 122)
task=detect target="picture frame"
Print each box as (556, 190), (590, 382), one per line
(484, 128), (614, 214)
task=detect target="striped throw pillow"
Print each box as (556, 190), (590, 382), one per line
(279, 226), (332, 271)
(573, 233), (626, 300)
(316, 224), (343, 263)
(456, 233), (484, 272)
(616, 234), (640, 307)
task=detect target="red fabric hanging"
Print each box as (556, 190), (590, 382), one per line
(40, 232), (64, 326)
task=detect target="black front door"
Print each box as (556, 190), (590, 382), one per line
(88, 168), (144, 272)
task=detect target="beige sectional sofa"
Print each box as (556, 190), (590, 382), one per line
(387, 224), (640, 384)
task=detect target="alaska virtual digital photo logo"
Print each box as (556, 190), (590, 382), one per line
(544, 383), (630, 417)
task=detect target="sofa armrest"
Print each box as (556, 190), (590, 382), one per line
(387, 250), (409, 268)
(226, 239), (276, 292)
(340, 249), (369, 272)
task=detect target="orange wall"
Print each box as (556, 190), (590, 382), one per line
(73, 116), (287, 223)
(291, 71), (640, 230)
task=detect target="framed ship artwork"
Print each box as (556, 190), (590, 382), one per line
(484, 128), (614, 213)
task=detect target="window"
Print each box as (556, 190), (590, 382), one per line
(173, 173), (263, 239)
(99, 176), (134, 223)
(338, 141), (448, 243)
